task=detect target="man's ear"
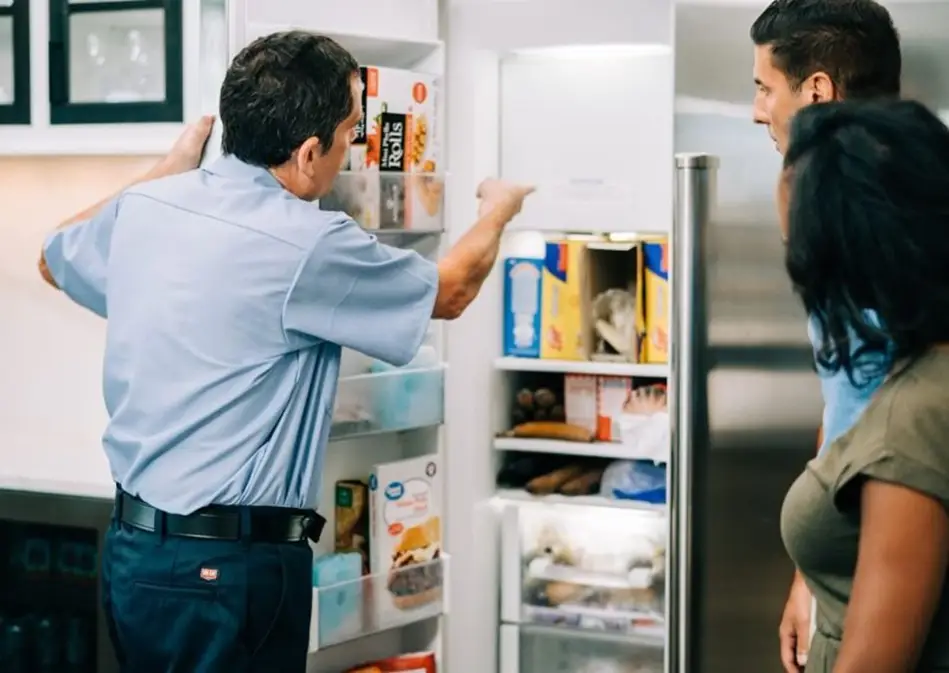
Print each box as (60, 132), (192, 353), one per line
(806, 71), (839, 103)
(295, 137), (323, 175)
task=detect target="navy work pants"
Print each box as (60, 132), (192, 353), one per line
(101, 517), (313, 673)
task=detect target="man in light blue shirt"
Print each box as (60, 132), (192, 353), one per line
(748, 1), (901, 669)
(39, 31), (533, 673)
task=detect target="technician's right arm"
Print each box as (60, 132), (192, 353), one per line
(432, 189), (528, 320)
(284, 182), (533, 366)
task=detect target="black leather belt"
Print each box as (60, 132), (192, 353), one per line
(115, 488), (325, 544)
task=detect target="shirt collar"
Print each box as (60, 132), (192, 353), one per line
(204, 154), (283, 189)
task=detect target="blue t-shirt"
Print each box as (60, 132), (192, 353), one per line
(808, 312), (888, 455)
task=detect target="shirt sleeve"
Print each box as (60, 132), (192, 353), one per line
(42, 197), (120, 319)
(828, 380), (949, 511)
(282, 214), (439, 367)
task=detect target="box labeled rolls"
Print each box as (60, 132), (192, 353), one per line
(323, 66), (443, 231)
(502, 257), (543, 358)
(639, 241), (669, 363)
(540, 241), (585, 360)
(369, 456), (444, 613)
(359, 66), (441, 174)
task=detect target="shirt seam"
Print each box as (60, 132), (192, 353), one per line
(123, 191), (307, 251)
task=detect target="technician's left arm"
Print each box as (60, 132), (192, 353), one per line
(39, 198), (120, 318)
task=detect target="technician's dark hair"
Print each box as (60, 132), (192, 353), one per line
(750, 0), (901, 100)
(783, 100), (949, 386)
(219, 31), (359, 166)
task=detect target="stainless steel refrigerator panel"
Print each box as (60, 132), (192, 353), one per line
(674, 8), (823, 670)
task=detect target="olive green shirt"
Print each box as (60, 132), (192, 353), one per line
(781, 349), (949, 672)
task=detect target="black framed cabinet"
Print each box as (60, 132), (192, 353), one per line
(0, 0), (31, 124)
(48, 0), (184, 124)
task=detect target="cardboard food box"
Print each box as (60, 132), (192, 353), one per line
(502, 256), (544, 358)
(334, 480), (370, 575)
(564, 374), (598, 434)
(369, 456), (444, 613)
(595, 376), (634, 442)
(540, 240), (586, 360)
(322, 66), (444, 231)
(582, 241), (641, 363)
(638, 240), (669, 363)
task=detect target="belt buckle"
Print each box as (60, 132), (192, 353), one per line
(302, 513), (325, 544)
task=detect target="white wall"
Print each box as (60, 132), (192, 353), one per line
(0, 155), (159, 495)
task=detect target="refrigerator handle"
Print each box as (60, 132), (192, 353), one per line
(668, 153), (718, 673)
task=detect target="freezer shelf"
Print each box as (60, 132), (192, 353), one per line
(309, 554), (448, 652)
(500, 499), (666, 640)
(331, 365), (445, 439)
(500, 624), (663, 673)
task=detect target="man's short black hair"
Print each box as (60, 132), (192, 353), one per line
(784, 100), (949, 385)
(220, 31), (359, 166)
(750, 0), (901, 100)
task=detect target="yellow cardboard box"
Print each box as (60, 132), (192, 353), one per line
(638, 240), (670, 363)
(540, 240), (585, 360)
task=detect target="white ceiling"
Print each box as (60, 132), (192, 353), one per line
(675, 0), (949, 110)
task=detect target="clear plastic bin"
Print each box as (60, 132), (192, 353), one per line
(331, 365), (445, 439)
(319, 171), (445, 233)
(501, 499), (666, 638)
(500, 623), (663, 673)
(309, 554), (448, 652)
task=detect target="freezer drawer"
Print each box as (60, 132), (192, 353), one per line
(499, 624), (664, 673)
(499, 498), (666, 640)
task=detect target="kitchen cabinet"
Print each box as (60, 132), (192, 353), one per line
(47, 0), (183, 124)
(0, 0), (30, 124)
(0, 0), (218, 154)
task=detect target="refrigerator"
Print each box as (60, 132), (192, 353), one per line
(449, 2), (949, 673)
(673, 2), (949, 671)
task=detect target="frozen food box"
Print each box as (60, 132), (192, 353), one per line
(595, 375), (633, 442)
(563, 374), (597, 434)
(502, 256), (544, 358)
(334, 480), (370, 575)
(359, 66), (441, 174)
(369, 456), (444, 614)
(540, 240), (585, 361)
(638, 240), (669, 363)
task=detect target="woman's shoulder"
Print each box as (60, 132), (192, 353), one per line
(863, 348), (949, 468)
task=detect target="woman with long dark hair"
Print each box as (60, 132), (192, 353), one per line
(780, 99), (949, 673)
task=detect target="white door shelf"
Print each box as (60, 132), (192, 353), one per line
(309, 553), (448, 653)
(494, 357), (669, 378)
(331, 365), (445, 440)
(242, 0), (440, 54)
(494, 488), (666, 514)
(494, 436), (668, 462)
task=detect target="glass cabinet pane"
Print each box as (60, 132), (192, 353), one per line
(0, 0), (29, 124)
(68, 8), (166, 104)
(50, 0), (183, 124)
(0, 16), (13, 104)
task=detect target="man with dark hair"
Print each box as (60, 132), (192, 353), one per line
(37, 31), (532, 672)
(751, 0), (900, 153)
(748, 2), (902, 671)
